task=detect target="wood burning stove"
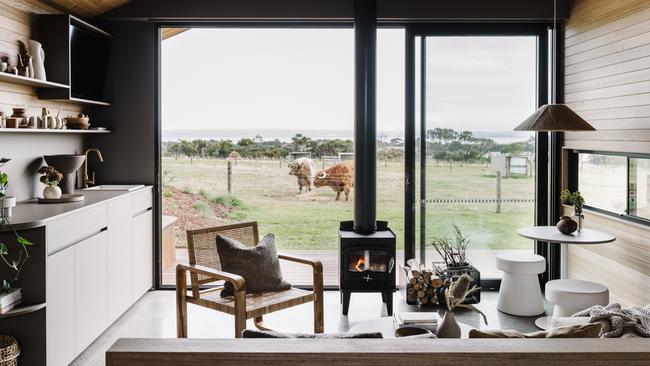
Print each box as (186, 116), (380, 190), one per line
(339, 221), (396, 315)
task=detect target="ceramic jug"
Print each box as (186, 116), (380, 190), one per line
(29, 40), (46, 81)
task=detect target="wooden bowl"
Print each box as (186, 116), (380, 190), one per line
(65, 117), (90, 130)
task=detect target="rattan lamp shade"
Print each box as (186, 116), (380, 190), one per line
(514, 104), (596, 131)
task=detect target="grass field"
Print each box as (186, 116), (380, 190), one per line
(163, 157), (535, 252)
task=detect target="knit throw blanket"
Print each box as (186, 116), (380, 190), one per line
(573, 303), (650, 338)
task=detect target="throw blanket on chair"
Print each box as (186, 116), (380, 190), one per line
(573, 303), (650, 338)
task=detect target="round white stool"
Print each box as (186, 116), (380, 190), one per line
(546, 279), (609, 317)
(496, 253), (546, 316)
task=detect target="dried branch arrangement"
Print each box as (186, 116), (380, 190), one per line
(444, 274), (487, 324)
(428, 223), (470, 267)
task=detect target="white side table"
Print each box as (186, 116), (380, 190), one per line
(517, 227), (615, 279)
(516, 226), (615, 329)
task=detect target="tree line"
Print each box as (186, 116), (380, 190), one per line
(162, 129), (532, 163)
(425, 128), (534, 164)
(163, 134), (361, 160)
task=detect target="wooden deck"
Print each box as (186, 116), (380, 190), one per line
(163, 249), (530, 287)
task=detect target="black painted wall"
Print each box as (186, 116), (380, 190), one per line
(88, 21), (157, 186)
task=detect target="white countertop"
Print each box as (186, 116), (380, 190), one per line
(1, 185), (152, 231)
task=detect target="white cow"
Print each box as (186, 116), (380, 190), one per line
(288, 157), (317, 193)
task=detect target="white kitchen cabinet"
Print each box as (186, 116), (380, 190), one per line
(107, 196), (133, 323)
(132, 209), (153, 301)
(42, 187), (153, 365)
(46, 245), (76, 366)
(74, 231), (108, 354)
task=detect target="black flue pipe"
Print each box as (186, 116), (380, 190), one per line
(353, 0), (377, 234)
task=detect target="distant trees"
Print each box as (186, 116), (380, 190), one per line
(291, 133), (312, 151)
(162, 133), (353, 161)
(425, 128), (534, 166)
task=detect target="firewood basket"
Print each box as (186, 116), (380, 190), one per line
(0, 335), (19, 366)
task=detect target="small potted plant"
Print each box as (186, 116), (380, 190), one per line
(38, 165), (63, 199)
(560, 189), (585, 232)
(437, 274), (487, 338)
(428, 224), (481, 304)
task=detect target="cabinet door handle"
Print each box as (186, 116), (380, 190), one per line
(48, 227), (107, 256)
(132, 207), (153, 218)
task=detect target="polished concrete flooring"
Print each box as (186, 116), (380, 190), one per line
(72, 290), (546, 366)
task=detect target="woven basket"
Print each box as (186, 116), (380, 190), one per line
(0, 335), (19, 366)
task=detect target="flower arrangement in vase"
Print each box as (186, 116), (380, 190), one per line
(437, 274), (487, 338)
(0, 158), (34, 293)
(560, 189), (585, 232)
(38, 166), (63, 199)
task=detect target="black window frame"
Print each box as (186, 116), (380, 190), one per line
(403, 23), (553, 289)
(570, 149), (650, 227)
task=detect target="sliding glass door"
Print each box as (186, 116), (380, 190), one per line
(406, 25), (549, 282)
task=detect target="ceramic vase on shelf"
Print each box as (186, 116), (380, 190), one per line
(29, 40), (46, 81)
(437, 311), (461, 338)
(43, 185), (61, 199)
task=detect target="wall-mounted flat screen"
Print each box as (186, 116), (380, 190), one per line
(70, 23), (110, 101)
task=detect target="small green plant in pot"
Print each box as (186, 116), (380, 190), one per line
(560, 189), (585, 232)
(0, 158), (34, 293)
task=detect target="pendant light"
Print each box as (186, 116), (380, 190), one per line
(513, 0), (596, 132)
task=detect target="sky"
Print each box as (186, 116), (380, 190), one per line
(161, 28), (536, 136)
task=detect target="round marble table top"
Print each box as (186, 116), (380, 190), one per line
(348, 316), (474, 339)
(517, 226), (615, 245)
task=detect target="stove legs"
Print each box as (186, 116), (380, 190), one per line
(341, 290), (393, 316)
(382, 290), (393, 316)
(341, 290), (351, 315)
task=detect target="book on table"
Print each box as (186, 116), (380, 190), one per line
(0, 288), (23, 314)
(394, 312), (440, 331)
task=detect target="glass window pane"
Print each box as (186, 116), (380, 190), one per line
(423, 36), (537, 280)
(578, 154), (627, 214)
(629, 158), (650, 219)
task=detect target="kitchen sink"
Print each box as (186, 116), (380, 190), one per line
(83, 185), (145, 192)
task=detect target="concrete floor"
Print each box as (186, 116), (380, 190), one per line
(72, 290), (547, 366)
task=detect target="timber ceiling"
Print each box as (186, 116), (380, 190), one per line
(33, 0), (131, 18)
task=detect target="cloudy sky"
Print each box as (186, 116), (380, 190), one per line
(162, 28), (536, 136)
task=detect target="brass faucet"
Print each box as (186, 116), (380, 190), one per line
(83, 148), (104, 188)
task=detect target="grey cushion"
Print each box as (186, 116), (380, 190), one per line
(216, 233), (291, 297)
(242, 330), (383, 339)
(468, 323), (603, 338)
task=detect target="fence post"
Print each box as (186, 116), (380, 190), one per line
(227, 161), (232, 194)
(496, 171), (502, 214)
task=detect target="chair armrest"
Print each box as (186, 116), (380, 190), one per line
(278, 253), (323, 273)
(176, 264), (246, 292)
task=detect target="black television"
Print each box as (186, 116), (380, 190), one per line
(69, 23), (111, 102)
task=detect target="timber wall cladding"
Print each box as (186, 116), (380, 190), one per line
(563, 0), (650, 306)
(0, 0), (81, 117)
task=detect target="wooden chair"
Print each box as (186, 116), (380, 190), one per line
(176, 221), (324, 338)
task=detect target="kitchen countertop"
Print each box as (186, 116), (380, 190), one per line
(1, 186), (152, 232)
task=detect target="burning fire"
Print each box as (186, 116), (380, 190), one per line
(354, 258), (366, 272)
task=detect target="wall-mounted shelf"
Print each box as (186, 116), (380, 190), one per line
(0, 72), (69, 89)
(0, 128), (110, 134)
(46, 97), (111, 106)
(0, 303), (46, 319)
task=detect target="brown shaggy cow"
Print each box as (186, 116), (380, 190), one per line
(313, 161), (354, 201)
